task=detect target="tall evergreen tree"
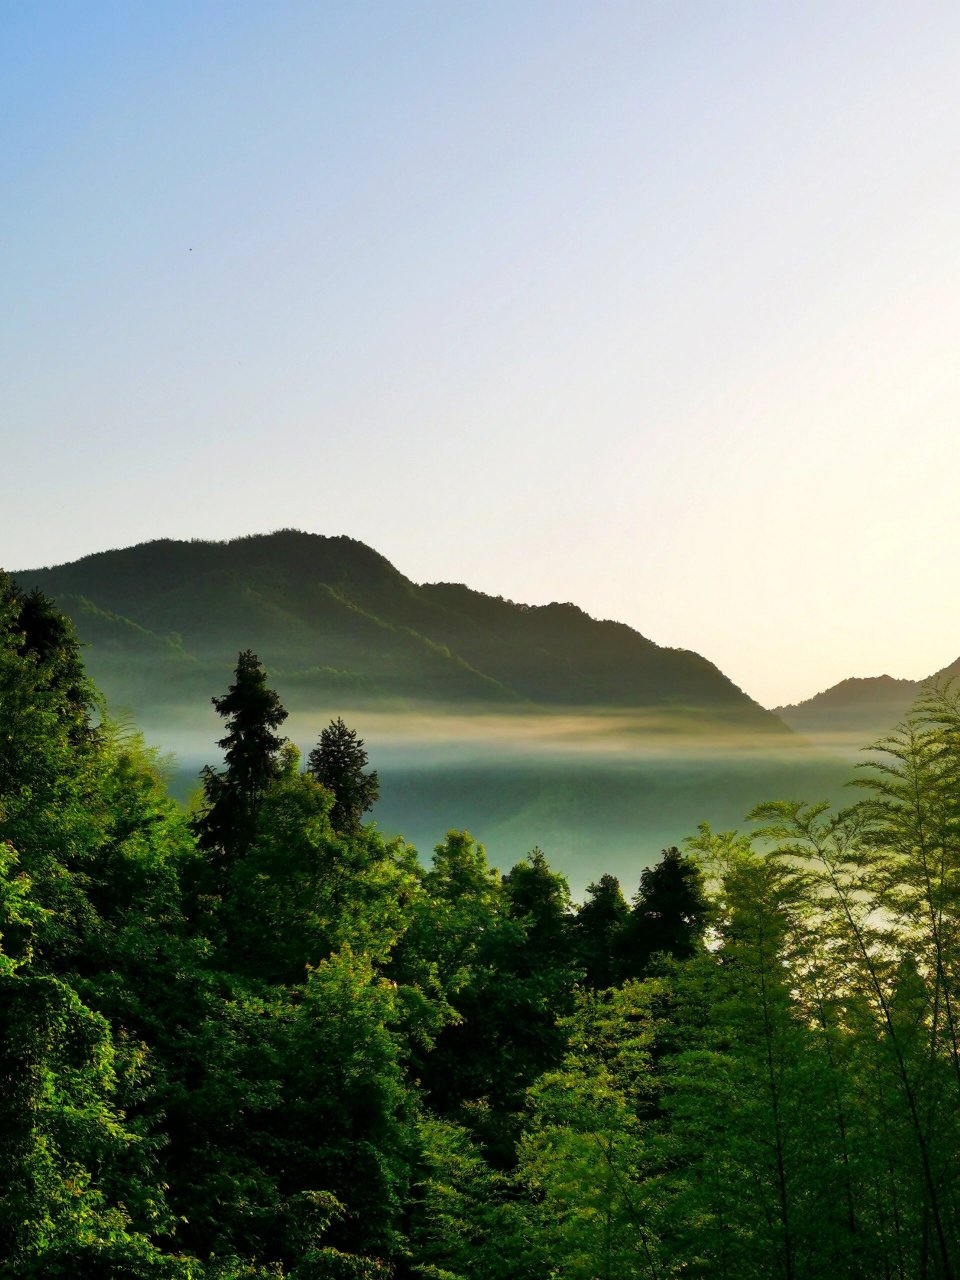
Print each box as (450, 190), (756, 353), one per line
(307, 716), (379, 835)
(192, 650), (288, 875)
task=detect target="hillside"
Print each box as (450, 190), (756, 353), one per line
(14, 530), (784, 732)
(775, 656), (960, 742)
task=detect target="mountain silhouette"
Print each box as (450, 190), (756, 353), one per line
(775, 657), (960, 740)
(15, 530), (785, 732)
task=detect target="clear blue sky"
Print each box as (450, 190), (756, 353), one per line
(5, 2), (960, 706)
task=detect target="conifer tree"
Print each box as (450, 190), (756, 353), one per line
(574, 873), (630, 988)
(10, 585), (95, 742)
(192, 650), (288, 874)
(306, 716), (379, 835)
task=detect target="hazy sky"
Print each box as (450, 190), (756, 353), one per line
(5, 2), (960, 707)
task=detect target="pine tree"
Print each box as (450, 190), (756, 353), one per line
(307, 716), (379, 835)
(192, 650), (288, 873)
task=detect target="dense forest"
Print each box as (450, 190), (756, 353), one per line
(3, 571), (960, 1279)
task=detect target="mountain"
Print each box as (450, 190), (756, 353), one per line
(775, 657), (960, 743)
(13, 530), (783, 732)
(11, 532), (840, 886)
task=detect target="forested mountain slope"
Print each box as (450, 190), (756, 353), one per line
(16, 530), (784, 731)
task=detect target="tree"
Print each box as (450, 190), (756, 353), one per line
(502, 847), (572, 958)
(222, 766), (421, 984)
(517, 981), (667, 1280)
(398, 839), (579, 1166)
(307, 717), (379, 835)
(407, 1115), (530, 1280)
(192, 651), (288, 874)
(620, 847), (710, 979)
(0, 584), (202, 1277)
(750, 783), (960, 1279)
(0, 971), (198, 1280)
(574, 873), (630, 988)
(0, 575), (102, 968)
(9, 584), (96, 743)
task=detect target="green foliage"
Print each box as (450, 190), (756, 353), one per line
(193, 649), (289, 875)
(0, 973), (188, 1279)
(573, 872), (629, 988)
(221, 769), (417, 983)
(517, 982), (666, 1280)
(501, 846), (571, 955)
(306, 718), (380, 836)
(619, 845), (710, 979)
(7, 577), (960, 1279)
(407, 1117), (531, 1280)
(395, 836), (579, 1165)
(0, 841), (43, 974)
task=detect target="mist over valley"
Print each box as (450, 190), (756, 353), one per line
(17, 531), (859, 888)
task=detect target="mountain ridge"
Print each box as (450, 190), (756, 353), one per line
(775, 658), (960, 739)
(13, 529), (783, 731)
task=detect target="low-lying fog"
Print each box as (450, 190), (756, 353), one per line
(145, 705), (857, 897)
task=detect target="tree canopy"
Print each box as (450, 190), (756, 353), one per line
(3, 575), (960, 1278)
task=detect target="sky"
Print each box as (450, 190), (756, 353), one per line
(5, 1), (960, 708)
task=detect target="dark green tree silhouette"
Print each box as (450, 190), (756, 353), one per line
(13, 587), (94, 734)
(307, 716), (379, 834)
(620, 846), (710, 978)
(574, 872), (630, 988)
(502, 848), (570, 949)
(192, 650), (288, 873)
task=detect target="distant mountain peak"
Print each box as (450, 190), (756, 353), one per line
(774, 656), (960, 742)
